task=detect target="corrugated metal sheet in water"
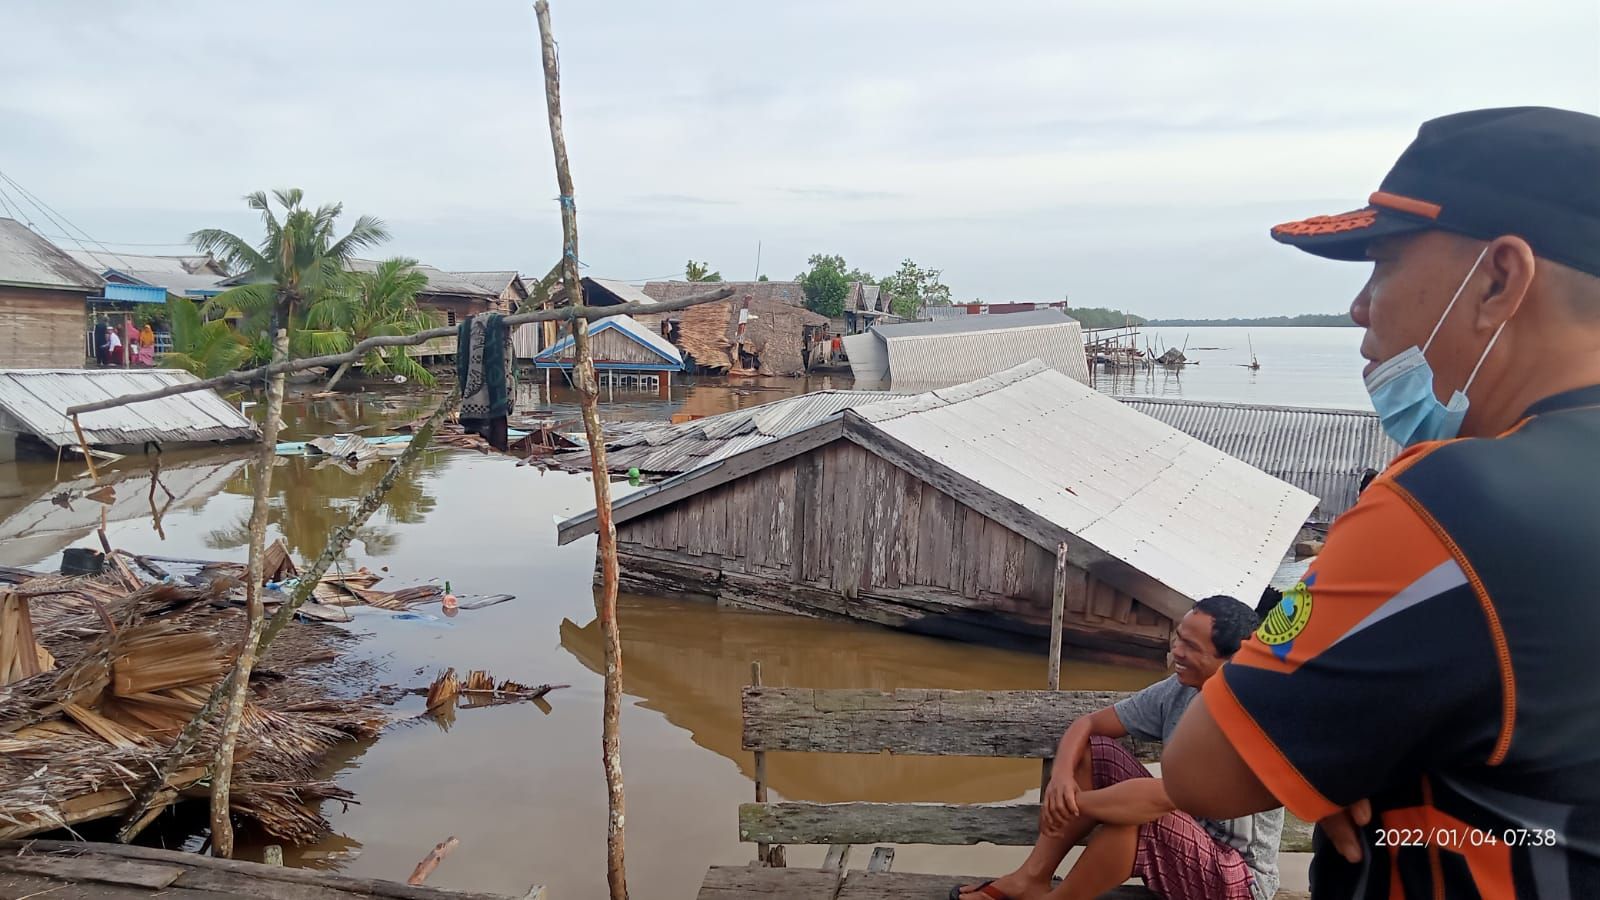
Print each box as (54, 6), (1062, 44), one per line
(885, 321), (1091, 386)
(1118, 397), (1396, 522)
(0, 369), (258, 448)
(859, 362), (1317, 603)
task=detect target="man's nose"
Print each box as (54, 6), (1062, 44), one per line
(1350, 286), (1372, 327)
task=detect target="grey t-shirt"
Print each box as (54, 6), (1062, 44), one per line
(1113, 675), (1283, 899)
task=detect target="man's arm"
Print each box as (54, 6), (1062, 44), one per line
(1162, 695), (1278, 819)
(1056, 706), (1128, 771)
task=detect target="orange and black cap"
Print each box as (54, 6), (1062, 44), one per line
(1272, 107), (1600, 276)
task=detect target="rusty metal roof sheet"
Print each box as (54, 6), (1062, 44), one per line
(1117, 397), (1395, 523)
(554, 389), (901, 474)
(0, 369), (259, 449)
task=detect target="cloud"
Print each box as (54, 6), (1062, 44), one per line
(0, 0), (1594, 316)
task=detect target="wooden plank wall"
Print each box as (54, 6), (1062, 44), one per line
(0, 289), (87, 368)
(552, 327), (663, 365)
(618, 440), (1174, 645)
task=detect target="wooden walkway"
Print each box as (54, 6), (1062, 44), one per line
(0, 841), (545, 900)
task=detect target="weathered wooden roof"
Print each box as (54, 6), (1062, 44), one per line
(0, 218), (100, 291)
(1118, 397), (1395, 523)
(535, 314), (683, 368)
(0, 369), (259, 449)
(643, 279), (806, 308)
(559, 361), (1316, 617)
(448, 270), (524, 297)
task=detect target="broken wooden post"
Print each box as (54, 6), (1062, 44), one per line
(535, 3), (627, 898)
(115, 386), (462, 842)
(211, 301), (292, 858)
(749, 661), (785, 867)
(407, 836), (460, 885)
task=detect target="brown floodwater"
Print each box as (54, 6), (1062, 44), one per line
(0, 374), (1308, 898)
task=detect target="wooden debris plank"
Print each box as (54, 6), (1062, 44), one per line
(0, 854), (183, 888)
(697, 865), (844, 900)
(742, 687), (1156, 758)
(739, 802), (1312, 854)
(832, 871), (1312, 900)
(867, 847), (895, 874)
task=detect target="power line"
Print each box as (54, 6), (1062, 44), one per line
(0, 168), (137, 272)
(33, 234), (196, 249)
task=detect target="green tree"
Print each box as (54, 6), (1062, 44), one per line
(158, 296), (249, 378)
(685, 260), (722, 282)
(879, 258), (951, 319)
(1069, 306), (1146, 329)
(302, 258), (438, 390)
(798, 253), (850, 317)
(194, 190), (390, 349)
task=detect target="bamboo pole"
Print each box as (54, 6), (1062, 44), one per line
(407, 836), (460, 885)
(209, 308), (292, 858)
(534, 4), (626, 898)
(1043, 542), (1068, 791)
(114, 386), (462, 843)
(64, 285), (732, 418)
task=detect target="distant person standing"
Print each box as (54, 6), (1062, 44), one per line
(93, 319), (109, 366)
(139, 321), (155, 366)
(103, 326), (122, 366)
(1163, 107), (1600, 898)
(124, 318), (140, 364)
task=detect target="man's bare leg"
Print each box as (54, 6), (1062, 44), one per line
(1044, 822), (1139, 899)
(955, 754), (1098, 900)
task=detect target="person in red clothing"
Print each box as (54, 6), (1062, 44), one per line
(1162, 107), (1600, 898)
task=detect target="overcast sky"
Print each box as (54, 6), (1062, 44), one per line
(2, 1), (1596, 317)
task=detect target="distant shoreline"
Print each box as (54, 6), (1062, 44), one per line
(1144, 315), (1355, 328)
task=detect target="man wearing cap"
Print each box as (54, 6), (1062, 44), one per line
(1161, 106), (1600, 898)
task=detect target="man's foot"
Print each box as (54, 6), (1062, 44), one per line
(951, 872), (1052, 900)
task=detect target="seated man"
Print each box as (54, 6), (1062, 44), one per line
(955, 596), (1282, 900)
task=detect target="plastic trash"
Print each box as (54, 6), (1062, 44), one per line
(628, 467), (642, 486)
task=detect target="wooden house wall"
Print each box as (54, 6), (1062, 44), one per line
(549, 327), (663, 366)
(616, 439), (1174, 649)
(0, 287), (87, 368)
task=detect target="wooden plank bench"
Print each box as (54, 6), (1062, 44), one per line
(697, 678), (1310, 900)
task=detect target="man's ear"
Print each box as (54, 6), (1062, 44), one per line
(1478, 235), (1537, 330)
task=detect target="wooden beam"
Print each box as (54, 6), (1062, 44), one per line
(741, 687), (1162, 759)
(558, 419), (844, 544)
(840, 413), (1193, 622)
(697, 865), (844, 900)
(739, 802), (1311, 854)
(833, 870), (1311, 900)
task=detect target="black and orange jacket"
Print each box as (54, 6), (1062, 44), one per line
(1204, 383), (1600, 899)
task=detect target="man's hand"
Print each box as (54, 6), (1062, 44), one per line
(1041, 771), (1081, 836)
(1318, 798), (1372, 864)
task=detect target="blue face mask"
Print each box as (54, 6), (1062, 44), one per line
(1364, 246), (1507, 447)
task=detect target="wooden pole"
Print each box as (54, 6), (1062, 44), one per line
(69, 415), (100, 484)
(407, 836), (460, 885)
(209, 302), (292, 858)
(64, 285), (733, 418)
(534, 4), (627, 898)
(115, 386), (462, 842)
(1043, 542), (1068, 790)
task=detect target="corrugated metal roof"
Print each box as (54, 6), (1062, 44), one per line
(883, 320), (1092, 386)
(98, 283), (168, 305)
(586, 277), (658, 307)
(449, 271), (522, 296)
(66, 250), (226, 278)
(107, 268), (229, 296)
(0, 369), (259, 449)
(0, 219), (100, 291)
(873, 308), (1073, 338)
(852, 362), (1317, 605)
(555, 389), (901, 473)
(920, 305), (971, 321)
(535, 314), (683, 367)
(841, 332), (889, 382)
(1118, 397), (1396, 523)
(347, 259), (498, 298)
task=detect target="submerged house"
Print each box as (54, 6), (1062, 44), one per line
(0, 218), (99, 368)
(518, 276), (659, 360)
(559, 361), (1316, 661)
(534, 314), (684, 394)
(842, 308), (1091, 386)
(0, 369), (258, 462)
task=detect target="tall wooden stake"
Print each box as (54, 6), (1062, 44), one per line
(1043, 543), (1068, 790)
(535, 4), (626, 898)
(209, 313), (290, 858)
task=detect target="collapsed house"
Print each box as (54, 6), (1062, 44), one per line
(639, 281), (832, 375)
(558, 361), (1316, 661)
(841, 308), (1092, 386)
(534, 313), (684, 395)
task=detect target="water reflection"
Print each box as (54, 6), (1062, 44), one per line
(560, 595), (1160, 805)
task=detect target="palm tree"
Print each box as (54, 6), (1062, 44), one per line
(302, 258), (438, 390)
(158, 296), (249, 379)
(685, 259), (722, 282)
(187, 188), (388, 860)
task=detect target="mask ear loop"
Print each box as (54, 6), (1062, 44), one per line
(1423, 245), (1492, 355)
(1463, 320), (1509, 394)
